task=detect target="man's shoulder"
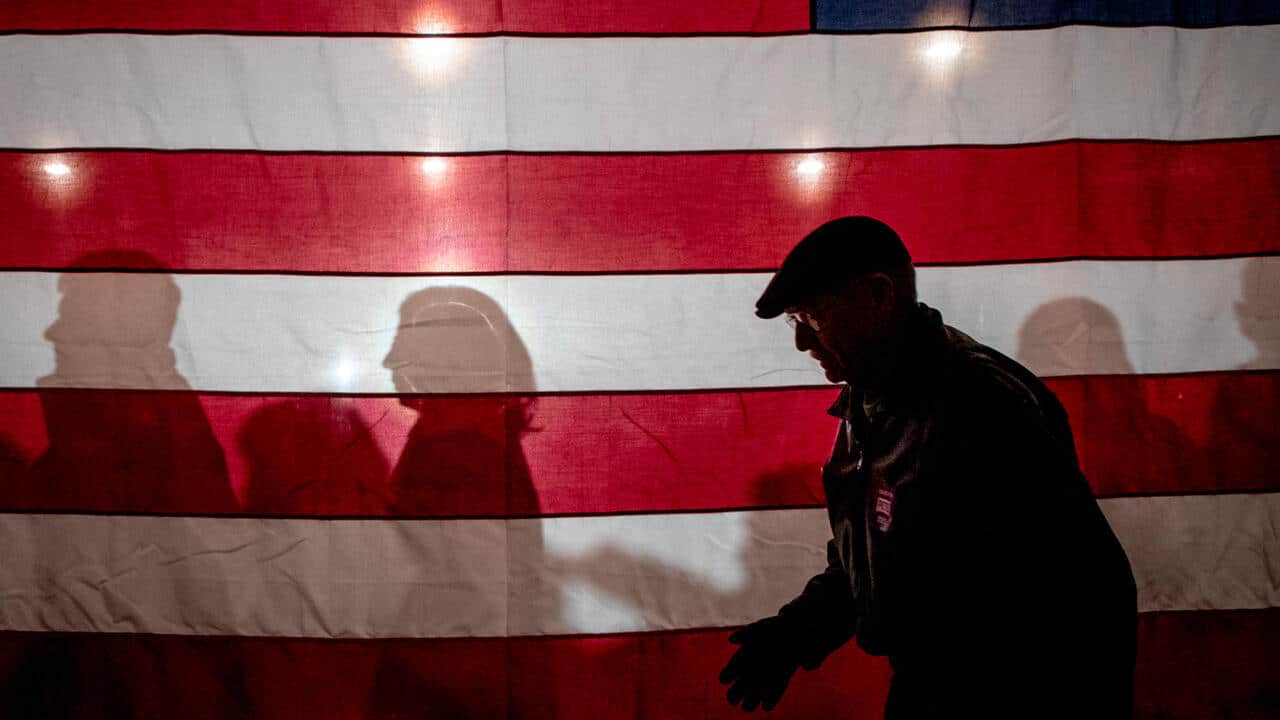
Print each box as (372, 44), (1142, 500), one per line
(936, 325), (1056, 418)
(901, 305), (1049, 414)
(933, 324), (1086, 480)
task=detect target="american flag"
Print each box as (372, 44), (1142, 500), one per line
(1, 1), (1277, 717)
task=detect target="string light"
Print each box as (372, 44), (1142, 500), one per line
(921, 34), (966, 69)
(925, 39), (963, 61)
(406, 22), (459, 75)
(331, 356), (357, 386)
(420, 157), (448, 176)
(795, 156), (825, 179)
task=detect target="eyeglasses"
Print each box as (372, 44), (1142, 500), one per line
(784, 310), (821, 332)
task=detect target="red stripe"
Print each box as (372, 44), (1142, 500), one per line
(1133, 610), (1280, 720)
(1053, 372), (1280, 498)
(0, 372), (1274, 517)
(4, 140), (1278, 274)
(0, 629), (890, 720)
(0, 1), (808, 34)
(0, 610), (1275, 719)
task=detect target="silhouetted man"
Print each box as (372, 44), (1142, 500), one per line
(8, 251), (241, 718)
(720, 217), (1137, 718)
(27, 251), (235, 514)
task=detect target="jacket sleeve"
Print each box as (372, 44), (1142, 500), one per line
(777, 538), (857, 669)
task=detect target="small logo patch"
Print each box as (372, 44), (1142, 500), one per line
(873, 485), (895, 533)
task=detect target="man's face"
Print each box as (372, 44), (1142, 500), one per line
(786, 276), (894, 387)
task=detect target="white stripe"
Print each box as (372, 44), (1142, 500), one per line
(1103, 494), (1280, 613)
(0, 493), (1274, 637)
(2, 27), (1276, 152)
(0, 257), (1275, 393)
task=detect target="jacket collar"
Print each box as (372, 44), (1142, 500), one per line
(826, 302), (949, 422)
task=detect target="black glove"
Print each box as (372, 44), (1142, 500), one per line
(719, 616), (802, 712)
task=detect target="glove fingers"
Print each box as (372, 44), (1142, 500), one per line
(723, 616), (798, 712)
(760, 670), (794, 712)
(727, 665), (794, 713)
(719, 646), (752, 685)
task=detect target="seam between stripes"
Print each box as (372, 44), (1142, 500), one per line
(1, 250), (1278, 278)
(1, 489), (1275, 521)
(2, 21), (1279, 38)
(0, 367), (1276, 397)
(0, 607), (1275, 644)
(5, 135), (1280, 157)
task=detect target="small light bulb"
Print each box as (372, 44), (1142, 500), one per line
(43, 162), (72, 177)
(406, 22), (458, 74)
(332, 357), (356, 386)
(796, 157), (825, 179)
(420, 157), (448, 176)
(924, 38), (963, 63)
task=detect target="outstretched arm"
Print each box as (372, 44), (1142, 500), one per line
(720, 539), (856, 712)
(778, 538), (857, 668)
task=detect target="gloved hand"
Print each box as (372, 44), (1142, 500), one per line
(719, 616), (802, 712)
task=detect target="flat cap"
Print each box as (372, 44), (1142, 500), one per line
(755, 216), (912, 319)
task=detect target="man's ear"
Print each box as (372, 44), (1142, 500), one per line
(862, 272), (896, 311)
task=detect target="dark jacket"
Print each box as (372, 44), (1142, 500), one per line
(780, 303), (1137, 719)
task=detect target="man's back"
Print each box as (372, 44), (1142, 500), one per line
(824, 302), (1137, 718)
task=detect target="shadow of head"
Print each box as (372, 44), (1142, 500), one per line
(1236, 257), (1280, 367)
(750, 462), (825, 507)
(41, 251), (183, 389)
(1016, 297), (1133, 376)
(382, 286), (533, 396)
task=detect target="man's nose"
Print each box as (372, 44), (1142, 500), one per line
(793, 323), (817, 352)
(382, 343), (403, 369)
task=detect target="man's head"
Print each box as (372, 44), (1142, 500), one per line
(755, 216), (917, 388)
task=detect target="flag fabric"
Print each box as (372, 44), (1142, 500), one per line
(1, 1), (1278, 718)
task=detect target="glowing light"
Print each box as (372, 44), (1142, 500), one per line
(418, 156), (450, 189)
(795, 156), (825, 179)
(34, 156), (84, 201)
(923, 37), (964, 65)
(331, 356), (357, 386)
(420, 157), (448, 176)
(925, 39), (962, 60)
(406, 22), (459, 75)
(415, 20), (451, 34)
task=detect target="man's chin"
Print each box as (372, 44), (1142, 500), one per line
(820, 364), (845, 384)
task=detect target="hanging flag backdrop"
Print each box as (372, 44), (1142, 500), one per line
(1, 1), (1278, 718)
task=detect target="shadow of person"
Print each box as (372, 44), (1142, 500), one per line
(1206, 256), (1280, 498)
(1120, 258), (1280, 720)
(235, 398), (393, 719)
(238, 398), (393, 515)
(0, 434), (25, 501)
(380, 286), (539, 517)
(1017, 296), (1247, 719)
(3, 251), (242, 719)
(25, 251), (236, 513)
(1016, 297), (1200, 496)
(546, 466), (892, 718)
(1231, 256), (1280, 371)
(369, 286), (548, 718)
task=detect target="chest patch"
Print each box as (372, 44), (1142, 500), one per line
(873, 484), (896, 533)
